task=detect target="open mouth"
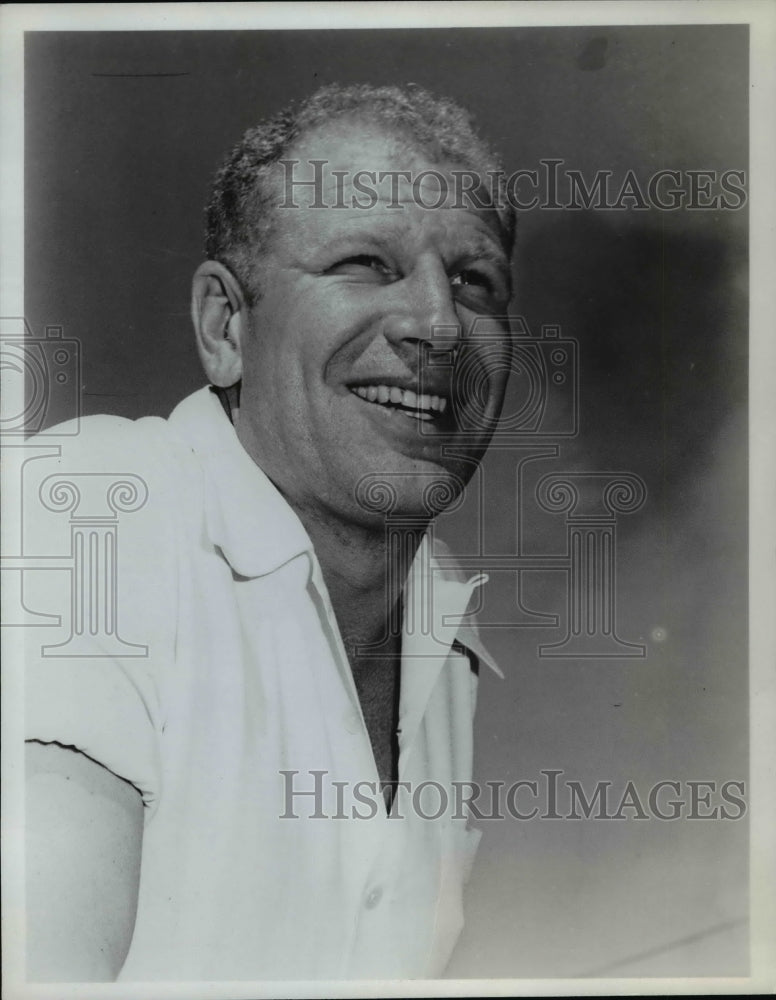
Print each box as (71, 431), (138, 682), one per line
(349, 384), (448, 422)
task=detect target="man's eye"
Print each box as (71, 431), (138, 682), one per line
(328, 255), (393, 279)
(450, 269), (492, 291)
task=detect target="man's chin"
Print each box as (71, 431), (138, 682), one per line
(348, 460), (472, 525)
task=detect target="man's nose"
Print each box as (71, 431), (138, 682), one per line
(382, 258), (461, 356)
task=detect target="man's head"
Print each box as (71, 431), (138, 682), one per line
(204, 83), (515, 306)
(192, 84), (517, 529)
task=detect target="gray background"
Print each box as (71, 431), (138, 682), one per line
(25, 25), (748, 977)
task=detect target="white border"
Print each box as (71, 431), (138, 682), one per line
(2, 2), (774, 997)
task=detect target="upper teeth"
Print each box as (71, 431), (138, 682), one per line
(351, 385), (447, 413)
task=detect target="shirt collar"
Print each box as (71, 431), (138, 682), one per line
(406, 535), (503, 679)
(454, 625), (504, 680)
(167, 387), (502, 678)
(167, 387), (313, 578)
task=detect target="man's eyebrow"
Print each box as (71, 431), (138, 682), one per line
(304, 218), (511, 275)
(309, 229), (391, 258)
(333, 222), (507, 256)
(447, 236), (511, 274)
(455, 240), (509, 266)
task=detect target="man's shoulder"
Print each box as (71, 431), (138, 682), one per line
(19, 390), (217, 549)
(35, 413), (168, 466)
(28, 388), (213, 475)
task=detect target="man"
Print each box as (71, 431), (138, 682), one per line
(24, 84), (516, 981)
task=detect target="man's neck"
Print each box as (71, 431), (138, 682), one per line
(228, 392), (427, 650)
(297, 507), (424, 795)
(297, 505), (426, 653)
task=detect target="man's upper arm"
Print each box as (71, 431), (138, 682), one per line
(25, 740), (144, 982)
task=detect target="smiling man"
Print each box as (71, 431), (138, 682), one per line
(25, 84), (516, 982)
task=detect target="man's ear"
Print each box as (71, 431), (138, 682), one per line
(191, 261), (250, 387)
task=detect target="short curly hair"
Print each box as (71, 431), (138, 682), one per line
(205, 83), (515, 303)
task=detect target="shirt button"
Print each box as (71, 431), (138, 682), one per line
(364, 887), (383, 910)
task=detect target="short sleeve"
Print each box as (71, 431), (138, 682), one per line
(20, 414), (180, 819)
(26, 660), (161, 812)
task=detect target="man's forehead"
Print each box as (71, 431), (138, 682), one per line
(271, 188), (508, 266)
(298, 210), (507, 258)
(285, 118), (434, 175)
(285, 130), (479, 196)
(266, 120), (508, 255)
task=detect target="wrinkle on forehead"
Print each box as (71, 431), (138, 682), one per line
(263, 123), (510, 265)
(271, 201), (509, 273)
(317, 212), (506, 259)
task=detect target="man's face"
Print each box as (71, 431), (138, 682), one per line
(235, 123), (513, 526)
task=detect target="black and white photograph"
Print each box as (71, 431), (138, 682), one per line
(1, 2), (774, 996)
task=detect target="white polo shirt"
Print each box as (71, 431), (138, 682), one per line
(25, 387), (500, 981)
